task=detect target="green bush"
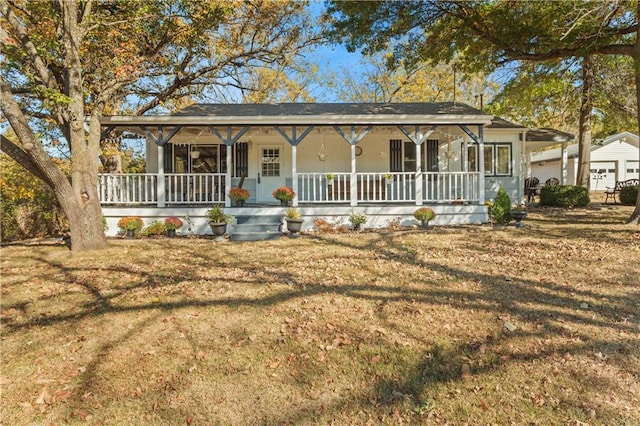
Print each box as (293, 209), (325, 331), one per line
(619, 185), (639, 206)
(491, 187), (511, 224)
(140, 221), (167, 237)
(539, 185), (589, 208)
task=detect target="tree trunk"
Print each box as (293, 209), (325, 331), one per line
(627, 48), (640, 224)
(576, 55), (593, 189)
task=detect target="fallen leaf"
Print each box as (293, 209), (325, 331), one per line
(35, 388), (52, 405)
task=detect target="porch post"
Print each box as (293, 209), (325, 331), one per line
(292, 144), (298, 207)
(415, 143), (423, 206)
(397, 125), (436, 206)
(225, 143), (232, 208)
(560, 141), (568, 185)
(157, 140), (166, 208)
(350, 144), (357, 207)
(477, 125), (485, 204)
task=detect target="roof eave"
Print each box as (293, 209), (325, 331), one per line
(101, 114), (494, 127)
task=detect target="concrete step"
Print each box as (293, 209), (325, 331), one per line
(236, 215), (282, 225)
(229, 231), (281, 242)
(233, 223), (282, 233)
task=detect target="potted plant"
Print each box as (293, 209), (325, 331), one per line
(206, 204), (233, 241)
(228, 187), (250, 207)
(326, 173), (335, 186)
(272, 186), (295, 206)
(413, 207), (436, 229)
(382, 173), (394, 184)
(510, 205), (528, 228)
(164, 216), (183, 237)
(284, 207), (304, 238)
(117, 216), (144, 237)
(349, 212), (367, 231)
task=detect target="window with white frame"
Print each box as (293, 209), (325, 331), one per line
(467, 143), (512, 176)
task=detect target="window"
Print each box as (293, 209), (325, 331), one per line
(467, 143), (512, 176)
(165, 142), (247, 175)
(389, 139), (439, 172)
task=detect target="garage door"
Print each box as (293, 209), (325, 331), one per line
(626, 161), (639, 179)
(590, 162), (616, 190)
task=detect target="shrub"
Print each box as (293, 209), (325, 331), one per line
(539, 185), (589, 208)
(140, 221), (167, 237)
(413, 207), (436, 222)
(349, 212), (368, 227)
(619, 185), (639, 206)
(313, 217), (349, 234)
(491, 188), (511, 224)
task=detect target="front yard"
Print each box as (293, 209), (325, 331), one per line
(1, 205), (638, 424)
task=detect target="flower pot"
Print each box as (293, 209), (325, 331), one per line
(209, 222), (227, 241)
(126, 230), (135, 238)
(166, 229), (176, 237)
(233, 200), (245, 207)
(420, 220), (430, 229)
(286, 218), (303, 238)
(510, 210), (527, 228)
(280, 200), (290, 207)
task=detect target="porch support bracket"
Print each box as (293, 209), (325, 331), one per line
(275, 126), (315, 207)
(274, 125), (314, 146)
(398, 125), (437, 206)
(140, 125), (182, 146)
(459, 125), (480, 144)
(209, 126), (250, 146)
(99, 125), (116, 141)
(209, 126), (250, 207)
(333, 125), (372, 207)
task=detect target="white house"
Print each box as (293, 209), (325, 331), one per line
(530, 132), (639, 190)
(98, 102), (562, 239)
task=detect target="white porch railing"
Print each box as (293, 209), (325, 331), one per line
(98, 174), (158, 204)
(99, 172), (480, 205)
(296, 172), (480, 203)
(165, 173), (226, 204)
(98, 173), (225, 205)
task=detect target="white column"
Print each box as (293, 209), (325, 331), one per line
(560, 141), (568, 185)
(477, 126), (485, 204)
(350, 144), (357, 207)
(292, 144), (298, 207)
(157, 144), (165, 208)
(225, 144), (232, 208)
(415, 142), (423, 206)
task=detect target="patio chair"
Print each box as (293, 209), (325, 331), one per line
(524, 177), (540, 203)
(545, 177), (560, 186)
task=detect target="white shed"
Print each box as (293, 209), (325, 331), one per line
(530, 132), (639, 190)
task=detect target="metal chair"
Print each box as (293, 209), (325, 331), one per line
(545, 177), (560, 186)
(524, 177), (540, 203)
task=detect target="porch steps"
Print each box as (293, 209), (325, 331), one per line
(230, 215), (283, 242)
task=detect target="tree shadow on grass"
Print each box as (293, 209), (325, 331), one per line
(1, 222), (638, 423)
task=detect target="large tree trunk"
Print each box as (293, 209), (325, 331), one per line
(627, 52), (640, 224)
(576, 56), (593, 189)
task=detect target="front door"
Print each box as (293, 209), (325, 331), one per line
(257, 145), (285, 203)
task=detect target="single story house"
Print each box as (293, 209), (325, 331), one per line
(98, 102), (566, 239)
(530, 131), (639, 190)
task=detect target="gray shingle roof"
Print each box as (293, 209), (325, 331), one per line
(524, 128), (575, 142)
(172, 102), (486, 117)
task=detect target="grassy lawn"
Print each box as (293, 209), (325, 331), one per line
(1, 206), (639, 425)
